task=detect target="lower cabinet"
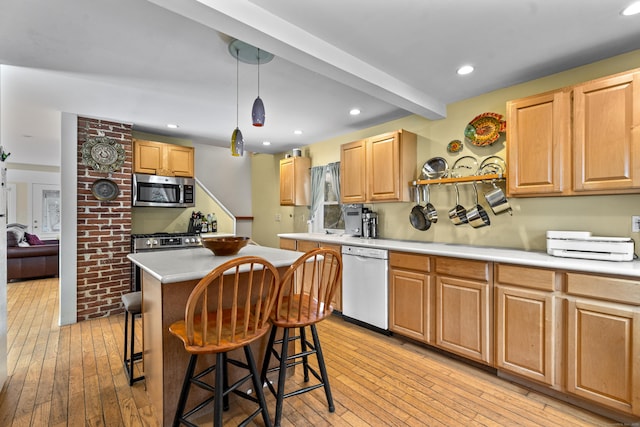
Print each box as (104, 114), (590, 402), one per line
(495, 264), (561, 387)
(435, 257), (492, 365)
(389, 252), (433, 343)
(565, 272), (640, 416)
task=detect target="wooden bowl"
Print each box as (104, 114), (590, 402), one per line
(202, 236), (250, 256)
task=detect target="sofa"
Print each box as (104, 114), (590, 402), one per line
(6, 224), (59, 282)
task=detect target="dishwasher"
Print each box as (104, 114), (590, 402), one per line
(341, 245), (389, 332)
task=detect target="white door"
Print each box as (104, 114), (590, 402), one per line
(32, 184), (61, 239)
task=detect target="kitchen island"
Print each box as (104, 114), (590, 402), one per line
(127, 245), (301, 427)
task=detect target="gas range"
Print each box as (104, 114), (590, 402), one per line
(131, 232), (202, 252)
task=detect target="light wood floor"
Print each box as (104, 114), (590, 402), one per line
(0, 278), (621, 426)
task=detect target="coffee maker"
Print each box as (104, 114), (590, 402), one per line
(362, 210), (378, 239)
(344, 204), (378, 238)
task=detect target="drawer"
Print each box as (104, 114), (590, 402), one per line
(296, 240), (320, 253)
(279, 238), (297, 251)
(435, 257), (489, 282)
(566, 273), (640, 305)
(389, 252), (431, 272)
(496, 264), (557, 292)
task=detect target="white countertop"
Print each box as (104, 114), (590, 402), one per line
(278, 233), (640, 278)
(128, 245), (301, 284)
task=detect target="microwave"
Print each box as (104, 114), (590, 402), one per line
(132, 174), (195, 208)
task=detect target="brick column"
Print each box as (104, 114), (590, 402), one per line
(76, 117), (132, 321)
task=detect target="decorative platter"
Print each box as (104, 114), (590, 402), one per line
(447, 139), (463, 153)
(91, 179), (120, 201)
(464, 112), (506, 147)
(420, 157), (448, 180)
(81, 136), (126, 173)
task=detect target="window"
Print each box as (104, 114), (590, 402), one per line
(310, 162), (343, 233)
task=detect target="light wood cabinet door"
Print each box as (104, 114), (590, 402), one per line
(436, 275), (491, 364)
(279, 157), (311, 206)
(134, 140), (164, 175)
(166, 145), (195, 177)
(389, 267), (432, 343)
(133, 139), (194, 177)
(506, 90), (571, 196)
(321, 243), (342, 312)
(340, 139), (367, 203)
(340, 130), (416, 203)
(566, 297), (640, 415)
(367, 131), (401, 202)
(573, 71), (640, 193)
(279, 238), (297, 251)
(496, 285), (558, 386)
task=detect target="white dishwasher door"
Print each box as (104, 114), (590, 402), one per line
(341, 245), (389, 330)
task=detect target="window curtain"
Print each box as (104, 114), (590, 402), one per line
(309, 165), (325, 230)
(326, 162), (340, 202)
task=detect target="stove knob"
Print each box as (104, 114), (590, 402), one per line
(189, 238), (195, 244)
(196, 237), (201, 244)
(152, 239), (159, 246)
(145, 239), (152, 247)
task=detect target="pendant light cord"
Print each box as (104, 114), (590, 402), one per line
(236, 47), (239, 128)
(257, 48), (261, 96)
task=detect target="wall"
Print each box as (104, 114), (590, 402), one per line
(252, 49), (640, 250)
(76, 117), (132, 321)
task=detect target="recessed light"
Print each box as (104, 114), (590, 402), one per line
(167, 124), (179, 129)
(294, 130), (303, 135)
(350, 108), (361, 116)
(622, 1), (640, 15)
(457, 65), (474, 75)
(262, 141), (271, 146)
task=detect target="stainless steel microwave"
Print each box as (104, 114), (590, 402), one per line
(132, 174), (195, 208)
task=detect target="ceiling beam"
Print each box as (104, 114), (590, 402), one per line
(147, 0), (446, 120)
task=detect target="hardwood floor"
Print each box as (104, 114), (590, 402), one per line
(0, 278), (620, 426)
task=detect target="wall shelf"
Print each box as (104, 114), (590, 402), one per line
(410, 173), (505, 186)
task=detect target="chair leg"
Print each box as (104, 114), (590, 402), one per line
(128, 312), (136, 386)
(299, 326), (310, 382)
(123, 311), (129, 379)
(260, 325), (278, 390)
(214, 353), (224, 427)
(245, 345), (272, 427)
(311, 324), (334, 412)
(173, 354), (198, 427)
(274, 327), (290, 427)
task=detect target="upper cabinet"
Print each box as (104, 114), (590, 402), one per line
(507, 68), (640, 197)
(340, 130), (417, 203)
(133, 139), (194, 177)
(279, 156), (310, 206)
(573, 72), (640, 193)
(507, 90), (571, 196)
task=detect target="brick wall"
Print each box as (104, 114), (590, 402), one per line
(76, 117), (132, 321)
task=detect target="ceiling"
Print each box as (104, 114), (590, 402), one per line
(1, 0), (640, 163)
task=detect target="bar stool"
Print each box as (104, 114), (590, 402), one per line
(169, 256), (280, 427)
(122, 291), (145, 386)
(261, 247), (342, 427)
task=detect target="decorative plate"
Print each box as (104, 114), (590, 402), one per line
(447, 139), (463, 153)
(81, 136), (126, 173)
(91, 179), (120, 201)
(464, 112), (506, 147)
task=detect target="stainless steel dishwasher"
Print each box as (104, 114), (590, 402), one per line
(341, 245), (389, 332)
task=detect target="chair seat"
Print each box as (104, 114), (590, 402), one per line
(169, 308), (271, 354)
(121, 291), (142, 314)
(272, 295), (333, 328)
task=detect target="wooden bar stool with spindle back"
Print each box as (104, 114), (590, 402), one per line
(260, 247), (342, 427)
(122, 291), (145, 386)
(169, 256), (280, 427)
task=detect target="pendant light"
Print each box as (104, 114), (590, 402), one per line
(231, 47), (244, 157)
(252, 48), (265, 127)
